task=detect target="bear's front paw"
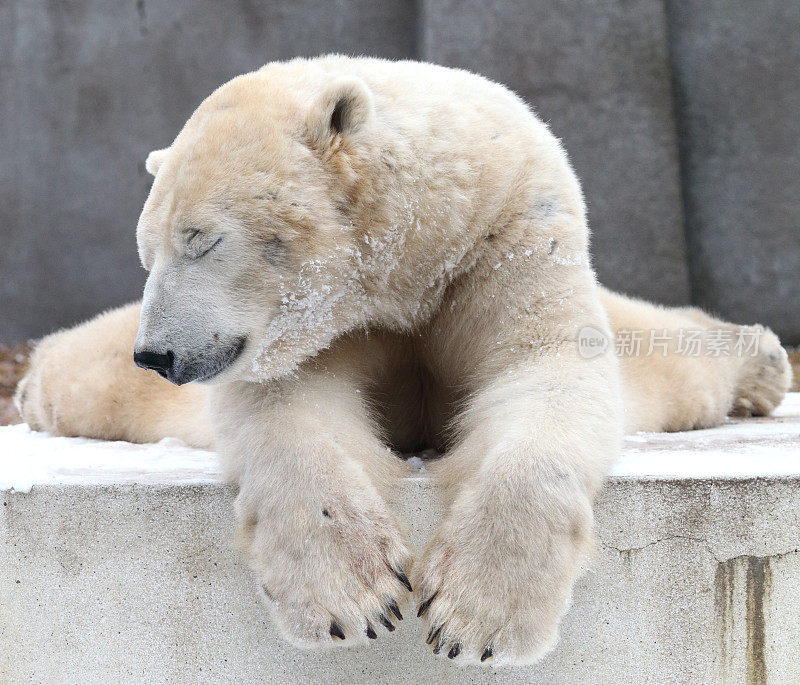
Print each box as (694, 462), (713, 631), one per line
(236, 485), (413, 648)
(413, 506), (584, 665)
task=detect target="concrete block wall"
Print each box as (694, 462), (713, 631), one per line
(665, 0), (800, 343)
(1, 1), (798, 343)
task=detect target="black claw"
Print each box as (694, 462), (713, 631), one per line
(433, 638), (444, 655)
(417, 591), (438, 618)
(379, 614), (395, 632)
(365, 624), (377, 640)
(393, 568), (413, 592)
(447, 643), (461, 659)
(481, 647), (493, 662)
(426, 625), (442, 645)
(329, 622), (345, 640)
(388, 600), (403, 621)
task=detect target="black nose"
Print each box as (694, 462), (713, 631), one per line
(133, 350), (174, 377)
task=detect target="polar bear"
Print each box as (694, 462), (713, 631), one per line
(15, 56), (791, 665)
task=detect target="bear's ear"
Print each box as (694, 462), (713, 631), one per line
(145, 148), (170, 176)
(306, 76), (374, 149)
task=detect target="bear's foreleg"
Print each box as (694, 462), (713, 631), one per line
(414, 346), (621, 665)
(211, 355), (413, 648)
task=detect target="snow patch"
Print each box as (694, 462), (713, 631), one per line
(406, 456), (426, 472)
(0, 424), (219, 492)
(1, 394), (798, 491)
(614, 393), (800, 479)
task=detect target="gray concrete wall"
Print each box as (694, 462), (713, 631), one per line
(665, 0), (800, 343)
(2, 1), (798, 344)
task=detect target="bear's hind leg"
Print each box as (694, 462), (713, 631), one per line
(728, 324), (791, 417)
(599, 288), (792, 432)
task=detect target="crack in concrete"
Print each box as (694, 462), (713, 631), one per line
(599, 534), (799, 564)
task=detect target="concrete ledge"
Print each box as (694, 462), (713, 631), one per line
(2, 395), (799, 683)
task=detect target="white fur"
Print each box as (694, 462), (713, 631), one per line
(16, 56), (792, 665)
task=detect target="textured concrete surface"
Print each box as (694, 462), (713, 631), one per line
(421, 0), (691, 306)
(665, 0), (800, 344)
(2, 395), (799, 683)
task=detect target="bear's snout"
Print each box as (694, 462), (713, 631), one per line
(134, 335), (247, 386)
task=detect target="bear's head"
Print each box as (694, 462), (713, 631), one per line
(134, 66), (381, 385)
